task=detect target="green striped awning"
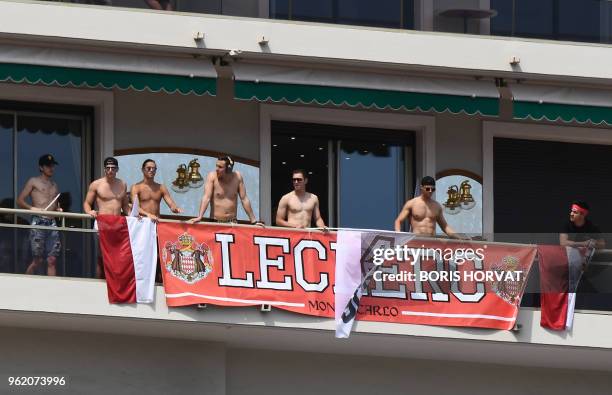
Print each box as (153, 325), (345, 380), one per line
(0, 63), (216, 96)
(233, 64), (499, 116)
(511, 84), (612, 125)
(0, 44), (217, 96)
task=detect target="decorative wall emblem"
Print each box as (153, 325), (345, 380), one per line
(162, 232), (213, 284)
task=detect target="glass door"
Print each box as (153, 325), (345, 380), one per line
(337, 141), (406, 230)
(271, 121), (414, 231)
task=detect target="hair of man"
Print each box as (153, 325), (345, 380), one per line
(292, 169), (307, 179)
(420, 176), (436, 186)
(217, 156), (234, 173)
(141, 158), (156, 169)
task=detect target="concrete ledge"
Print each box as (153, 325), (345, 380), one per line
(1, 274), (612, 371)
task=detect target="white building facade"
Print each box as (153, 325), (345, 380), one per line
(0, 1), (611, 393)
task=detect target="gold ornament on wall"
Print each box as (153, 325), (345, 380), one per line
(171, 164), (190, 193)
(187, 158), (204, 188)
(171, 159), (205, 193)
(443, 180), (476, 215)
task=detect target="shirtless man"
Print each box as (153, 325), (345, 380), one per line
(394, 176), (463, 238)
(276, 169), (326, 229)
(131, 159), (182, 222)
(189, 156), (261, 225)
(83, 157), (130, 278)
(17, 154), (62, 276)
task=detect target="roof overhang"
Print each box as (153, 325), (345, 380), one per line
(511, 83), (612, 125)
(233, 62), (500, 116)
(0, 44), (217, 95)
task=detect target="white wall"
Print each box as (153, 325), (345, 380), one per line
(2, 326), (611, 395)
(0, 327), (226, 394)
(228, 348), (612, 395)
(435, 113), (482, 177)
(113, 78), (260, 161)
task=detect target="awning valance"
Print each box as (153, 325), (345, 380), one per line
(511, 84), (612, 125)
(233, 64), (499, 116)
(0, 44), (216, 95)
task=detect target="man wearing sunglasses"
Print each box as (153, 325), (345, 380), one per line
(83, 157), (130, 278)
(275, 169), (326, 229)
(394, 176), (463, 238)
(560, 201), (605, 249)
(130, 159), (182, 223)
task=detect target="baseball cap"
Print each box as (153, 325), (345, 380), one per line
(39, 154), (59, 167)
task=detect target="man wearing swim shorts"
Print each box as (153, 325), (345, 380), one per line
(17, 154), (62, 276)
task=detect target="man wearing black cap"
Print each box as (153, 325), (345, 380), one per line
(17, 154), (62, 276)
(83, 157), (130, 278)
(394, 176), (463, 238)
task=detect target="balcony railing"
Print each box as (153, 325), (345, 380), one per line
(1, 207), (612, 313)
(29, 0), (612, 45)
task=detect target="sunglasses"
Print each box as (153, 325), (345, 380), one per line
(144, 167), (157, 172)
(422, 186), (436, 192)
(292, 178), (304, 182)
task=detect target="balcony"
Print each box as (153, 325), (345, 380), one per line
(1, 207), (612, 372)
(26, 0), (612, 45)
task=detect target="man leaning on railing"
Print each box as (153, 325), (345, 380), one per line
(560, 201), (605, 250)
(83, 157), (130, 278)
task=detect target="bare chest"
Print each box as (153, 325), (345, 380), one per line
(137, 185), (162, 201)
(287, 195), (315, 213)
(97, 182), (125, 201)
(411, 203), (438, 222)
(214, 178), (239, 199)
(32, 180), (58, 196)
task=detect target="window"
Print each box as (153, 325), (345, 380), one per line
(493, 137), (612, 239)
(271, 121), (414, 230)
(0, 104), (92, 276)
(270, 0), (415, 29)
(491, 0), (608, 43)
(494, 137), (612, 311)
(0, 114), (13, 217)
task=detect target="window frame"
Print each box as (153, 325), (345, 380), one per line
(260, 104), (435, 225)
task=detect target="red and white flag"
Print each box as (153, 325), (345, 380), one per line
(97, 214), (157, 303)
(538, 245), (592, 331)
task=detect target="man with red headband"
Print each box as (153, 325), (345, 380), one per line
(560, 201), (605, 249)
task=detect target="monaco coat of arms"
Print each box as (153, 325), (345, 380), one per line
(162, 232), (213, 284)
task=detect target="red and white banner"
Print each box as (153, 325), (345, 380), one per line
(157, 223), (537, 331)
(336, 231), (537, 332)
(97, 215), (157, 304)
(157, 222), (336, 316)
(538, 245), (593, 331)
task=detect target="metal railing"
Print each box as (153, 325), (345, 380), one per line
(2, 207), (612, 312)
